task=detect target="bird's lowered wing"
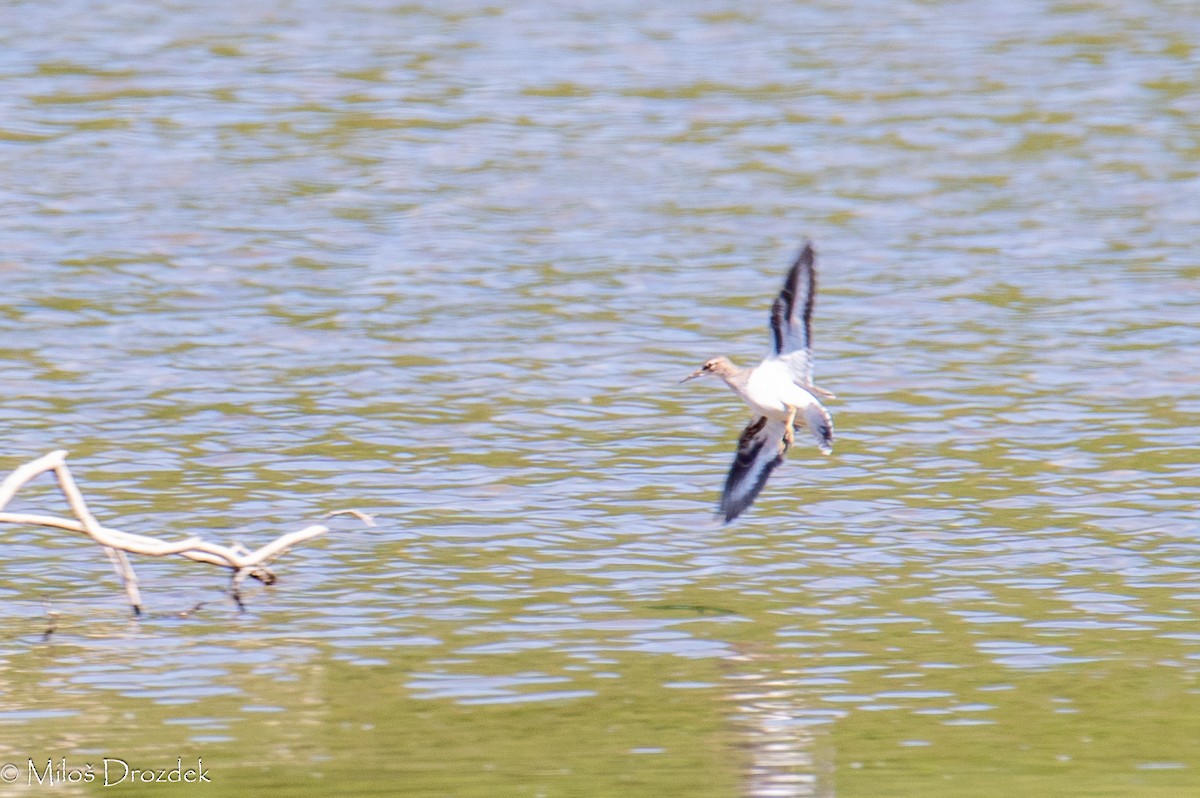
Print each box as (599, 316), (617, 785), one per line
(719, 416), (788, 523)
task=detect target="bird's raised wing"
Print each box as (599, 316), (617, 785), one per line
(719, 416), (788, 523)
(769, 241), (816, 386)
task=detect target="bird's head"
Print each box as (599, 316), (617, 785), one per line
(680, 356), (734, 383)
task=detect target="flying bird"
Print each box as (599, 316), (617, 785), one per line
(681, 241), (835, 522)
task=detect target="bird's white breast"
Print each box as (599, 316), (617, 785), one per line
(741, 358), (818, 420)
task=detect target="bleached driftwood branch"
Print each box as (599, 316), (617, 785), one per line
(0, 450), (373, 615)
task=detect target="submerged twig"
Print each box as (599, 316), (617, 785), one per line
(0, 451), (375, 614)
(41, 598), (59, 642)
(177, 601), (207, 619)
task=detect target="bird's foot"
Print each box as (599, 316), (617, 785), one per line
(781, 406), (797, 454)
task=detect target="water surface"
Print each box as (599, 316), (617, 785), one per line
(1, 0), (1199, 795)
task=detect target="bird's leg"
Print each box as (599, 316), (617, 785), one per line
(782, 406), (796, 453)
(810, 384), (837, 400)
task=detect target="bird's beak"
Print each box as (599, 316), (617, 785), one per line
(680, 369), (706, 384)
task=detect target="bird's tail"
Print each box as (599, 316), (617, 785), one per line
(797, 403), (834, 455)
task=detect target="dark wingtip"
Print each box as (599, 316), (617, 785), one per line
(718, 486), (753, 524)
(720, 505), (741, 524)
(784, 240), (816, 287)
(796, 238), (815, 267)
